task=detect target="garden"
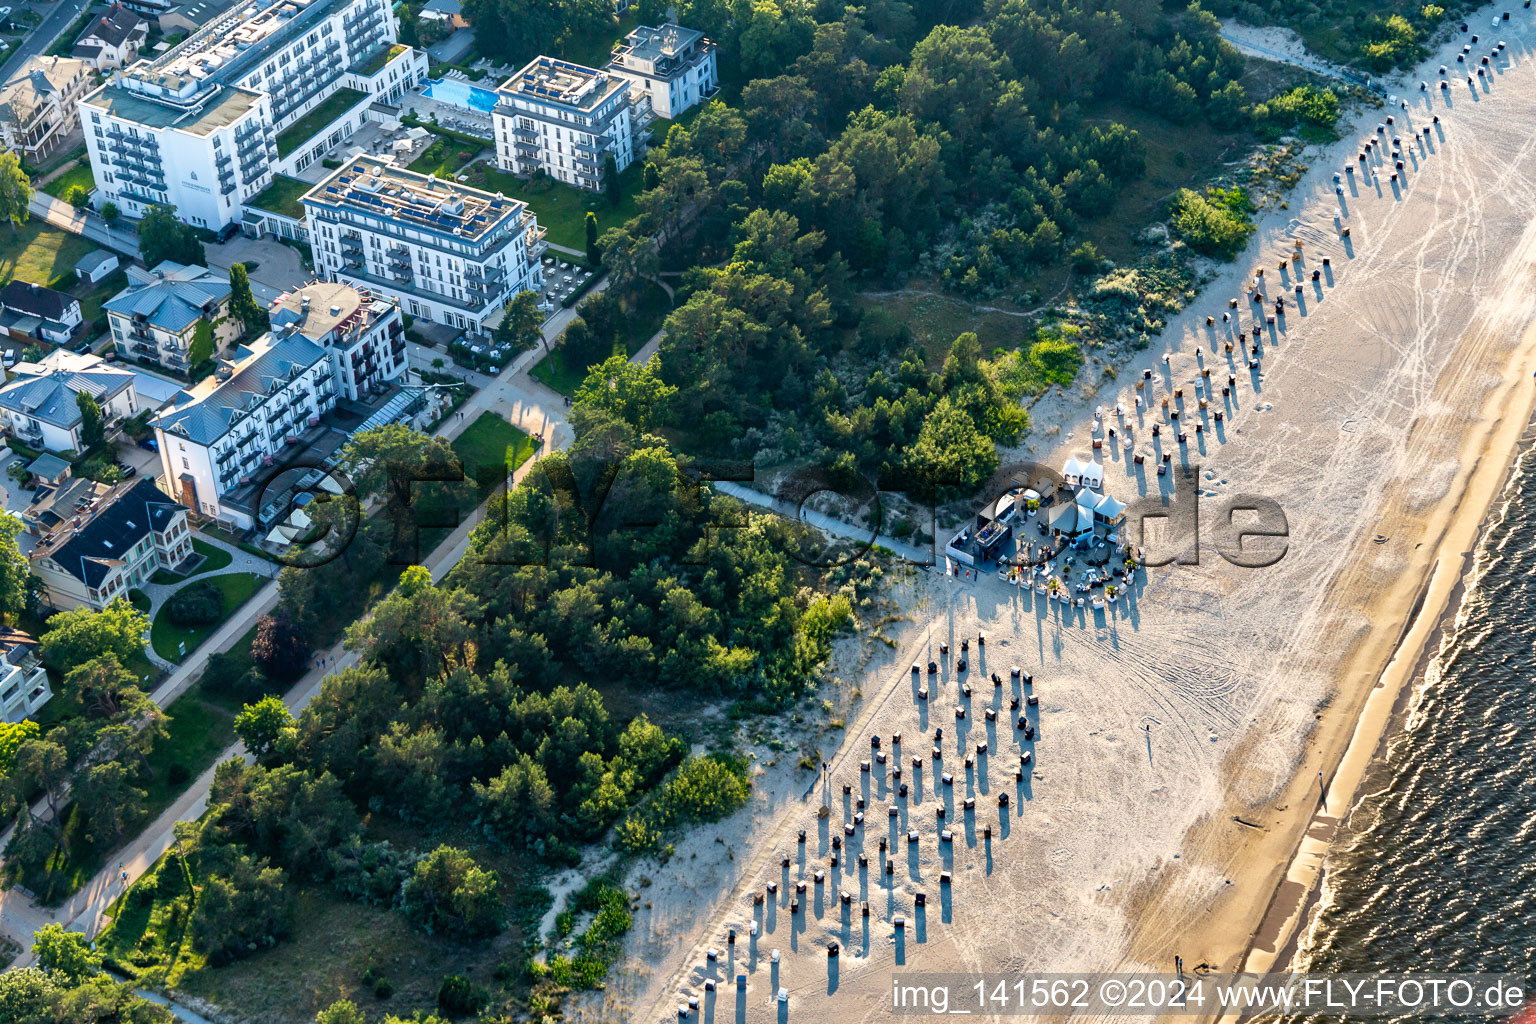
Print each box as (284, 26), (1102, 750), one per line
(150, 574), (266, 662)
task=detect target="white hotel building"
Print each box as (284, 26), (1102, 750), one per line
(302, 156), (546, 336)
(78, 0), (427, 231)
(492, 56), (650, 192)
(153, 281), (406, 526)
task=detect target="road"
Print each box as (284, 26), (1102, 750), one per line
(0, 0), (95, 82)
(0, 279), (645, 962)
(28, 192), (141, 259)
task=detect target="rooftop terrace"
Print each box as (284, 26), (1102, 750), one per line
(302, 155), (531, 242)
(501, 56), (628, 112)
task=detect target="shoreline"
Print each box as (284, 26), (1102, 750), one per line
(608, 7), (1536, 1020)
(1117, 12), (1536, 1005)
(1226, 369), (1536, 994)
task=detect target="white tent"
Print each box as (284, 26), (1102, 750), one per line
(1092, 493), (1127, 524)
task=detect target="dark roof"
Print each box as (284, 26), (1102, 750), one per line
(0, 281), (78, 322)
(48, 478), (183, 588)
(75, 6), (147, 49)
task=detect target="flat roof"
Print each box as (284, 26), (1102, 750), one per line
(501, 56), (628, 112)
(616, 23), (705, 65)
(83, 81), (262, 134)
(302, 155), (529, 243)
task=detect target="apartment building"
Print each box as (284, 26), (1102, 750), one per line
(302, 155), (546, 336)
(269, 280), (406, 402)
(0, 630), (51, 724)
(79, 0), (428, 230)
(153, 331), (338, 527)
(606, 24), (717, 120)
(492, 56), (649, 191)
(0, 357), (138, 454)
(30, 477), (193, 612)
(104, 261), (232, 372)
(0, 56), (92, 161)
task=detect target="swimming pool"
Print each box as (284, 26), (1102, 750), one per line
(423, 78), (499, 113)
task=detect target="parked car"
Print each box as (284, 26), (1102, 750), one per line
(137, 437), (158, 452)
(114, 461), (137, 478)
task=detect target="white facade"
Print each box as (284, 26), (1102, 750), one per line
(78, 0), (428, 230)
(104, 261), (232, 373)
(269, 279), (407, 402)
(606, 24), (718, 120)
(0, 644), (52, 724)
(0, 359), (139, 455)
(0, 56), (92, 161)
(303, 156), (546, 337)
(30, 477), (193, 612)
(493, 56), (647, 191)
(154, 332), (339, 527)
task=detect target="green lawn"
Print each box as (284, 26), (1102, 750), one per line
(530, 281), (671, 396)
(0, 220), (100, 289)
(451, 412), (538, 497)
(408, 132), (484, 180)
(155, 538), (235, 583)
(276, 88), (368, 158)
(76, 269), (128, 324)
(41, 162), (96, 200)
(461, 160), (643, 252)
(150, 573), (267, 662)
(356, 42), (407, 76)
(245, 174), (312, 219)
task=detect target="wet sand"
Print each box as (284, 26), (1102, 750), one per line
(591, 9), (1536, 1023)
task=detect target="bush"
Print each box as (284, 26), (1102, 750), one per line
(437, 974), (486, 1016)
(402, 846), (503, 938)
(167, 763), (191, 786)
(1169, 187), (1254, 260)
(1068, 241), (1101, 274)
(165, 581), (223, 625)
(201, 650), (273, 704)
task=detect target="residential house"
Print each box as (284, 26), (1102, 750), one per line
(606, 23), (717, 120)
(492, 56), (648, 191)
(0, 55), (92, 161)
(417, 0), (466, 27)
(302, 155), (545, 336)
(0, 629), (52, 724)
(72, 6), (150, 70)
(0, 280), (84, 344)
(0, 355), (139, 453)
(79, 0), (429, 229)
(104, 261), (232, 372)
(268, 280), (406, 402)
(75, 250), (121, 284)
(30, 477), (193, 611)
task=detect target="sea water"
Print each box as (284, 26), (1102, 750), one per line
(1288, 438), (1536, 1019)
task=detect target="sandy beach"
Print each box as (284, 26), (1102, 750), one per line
(584, 9), (1536, 1022)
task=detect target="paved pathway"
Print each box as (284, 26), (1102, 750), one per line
(711, 480), (936, 566)
(27, 193), (141, 259)
(0, 271), (636, 962)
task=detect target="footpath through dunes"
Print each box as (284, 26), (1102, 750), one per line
(595, 11), (1536, 1024)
